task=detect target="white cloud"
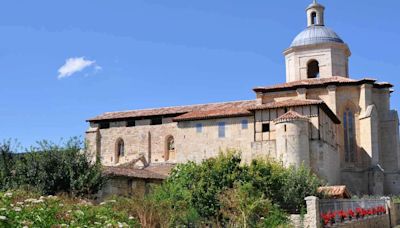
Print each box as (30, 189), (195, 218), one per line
(57, 57), (99, 79)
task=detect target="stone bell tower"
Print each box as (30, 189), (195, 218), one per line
(284, 0), (351, 82)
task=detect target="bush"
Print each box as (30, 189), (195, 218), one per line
(0, 190), (139, 227)
(151, 151), (322, 226)
(0, 138), (106, 197)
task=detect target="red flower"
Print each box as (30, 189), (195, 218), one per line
(348, 209), (355, 218)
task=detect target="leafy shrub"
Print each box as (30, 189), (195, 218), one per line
(152, 150), (322, 226)
(0, 138), (106, 197)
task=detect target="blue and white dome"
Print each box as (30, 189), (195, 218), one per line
(290, 25), (344, 48)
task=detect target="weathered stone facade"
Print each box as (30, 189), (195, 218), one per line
(86, 1), (400, 196)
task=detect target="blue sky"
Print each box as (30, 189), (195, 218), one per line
(0, 0), (399, 148)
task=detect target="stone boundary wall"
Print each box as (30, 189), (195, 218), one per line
(293, 196), (392, 228)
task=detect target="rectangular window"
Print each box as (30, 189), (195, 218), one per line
(126, 120), (136, 127)
(150, 117), (162, 125)
(241, 119), (248, 129)
(262, 123), (270, 132)
(218, 122), (226, 138)
(196, 123), (203, 133)
(99, 122), (110, 129)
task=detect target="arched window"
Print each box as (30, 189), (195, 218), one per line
(164, 136), (175, 161)
(307, 60), (320, 78)
(115, 139), (124, 164)
(343, 108), (356, 162)
(311, 12), (317, 25)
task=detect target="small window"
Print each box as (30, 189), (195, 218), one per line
(307, 60), (320, 78)
(196, 123), (203, 133)
(218, 122), (226, 138)
(311, 12), (317, 25)
(262, 123), (270, 133)
(241, 120), (248, 129)
(99, 122), (110, 129)
(150, 117), (162, 125)
(126, 120), (136, 127)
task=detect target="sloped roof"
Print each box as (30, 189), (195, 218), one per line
(249, 99), (324, 111)
(253, 77), (392, 93)
(274, 111), (309, 123)
(103, 164), (175, 180)
(88, 100), (256, 122)
(318, 185), (351, 199)
(172, 101), (256, 122)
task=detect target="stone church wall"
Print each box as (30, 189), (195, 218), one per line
(176, 116), (255, 163)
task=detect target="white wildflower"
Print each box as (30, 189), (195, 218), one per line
(0, 215), (6, 221)
(118, 222), (123, 228)
(39, 196), (45, 200)
(23, 226), (29, 228)
(59, 203), (64, 207)
(100, 202), (106, 205)
(0, 208), (6, 211)
(106, 224), (112, 227)
(60, 224), (68, 227)
(74, 210), (84, 216)
(14, 207), (22, 212)
(33, 199), (44, 204)
(94, 222), (101, 225)
(129, 216), (135, 220)
(4, 192), (13, 198)
(16, 202), (24, 205)
(24, 198), (36, 203)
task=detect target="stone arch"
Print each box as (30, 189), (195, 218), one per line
(115, 138), (125, 164)
(164, 135), (175, 161)
(307, 59), (320, 78)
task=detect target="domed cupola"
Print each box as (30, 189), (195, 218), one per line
(284, 0), (351, 82)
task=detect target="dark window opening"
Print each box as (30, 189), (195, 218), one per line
(311, 12), (317, 25)
(150, 117), (162, 125)
(307, 60), (320, 78)
(196, 123), (203, 133)
(343, 109), (356, 163)
(126, 120), (136, 127)
(284, 108), (288, 113)
(218, 122), (226, 138)
(262, 123), (270, 133)
(241, 119), (248, 129)
(99, 122), (110, 129)
(284, 124), (287, 132)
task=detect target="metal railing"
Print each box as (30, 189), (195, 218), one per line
(319, 199), (386, 214)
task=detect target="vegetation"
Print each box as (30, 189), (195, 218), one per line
(0, 138), (106, 197)
(0, 139), (322, 227)
(135, 151), (322, 227)
(0, 190), (139, 227)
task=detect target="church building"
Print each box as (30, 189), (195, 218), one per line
(86, 1), (400, 196)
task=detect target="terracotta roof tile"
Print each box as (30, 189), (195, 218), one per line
(253, 76), (392, 93)
(274, 111), (309, 123)
(88, 100), (256, 122)
(173, 101), (256, 122)
(318, 185), (351, 199)
(103, 164), (175, 180)
(248, 99), (324, 111)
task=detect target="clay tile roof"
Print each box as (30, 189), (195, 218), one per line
(88, 100), (256, 122)
(274, 111), (309, 123)
(253, 76), (392, 93)
(103, 164), (175, 180)
(173, 100), (256, 122)
(318, 185), (351, 199)
(248, 99), (324, 111)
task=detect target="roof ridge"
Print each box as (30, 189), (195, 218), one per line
(101, 99), (256, 115)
